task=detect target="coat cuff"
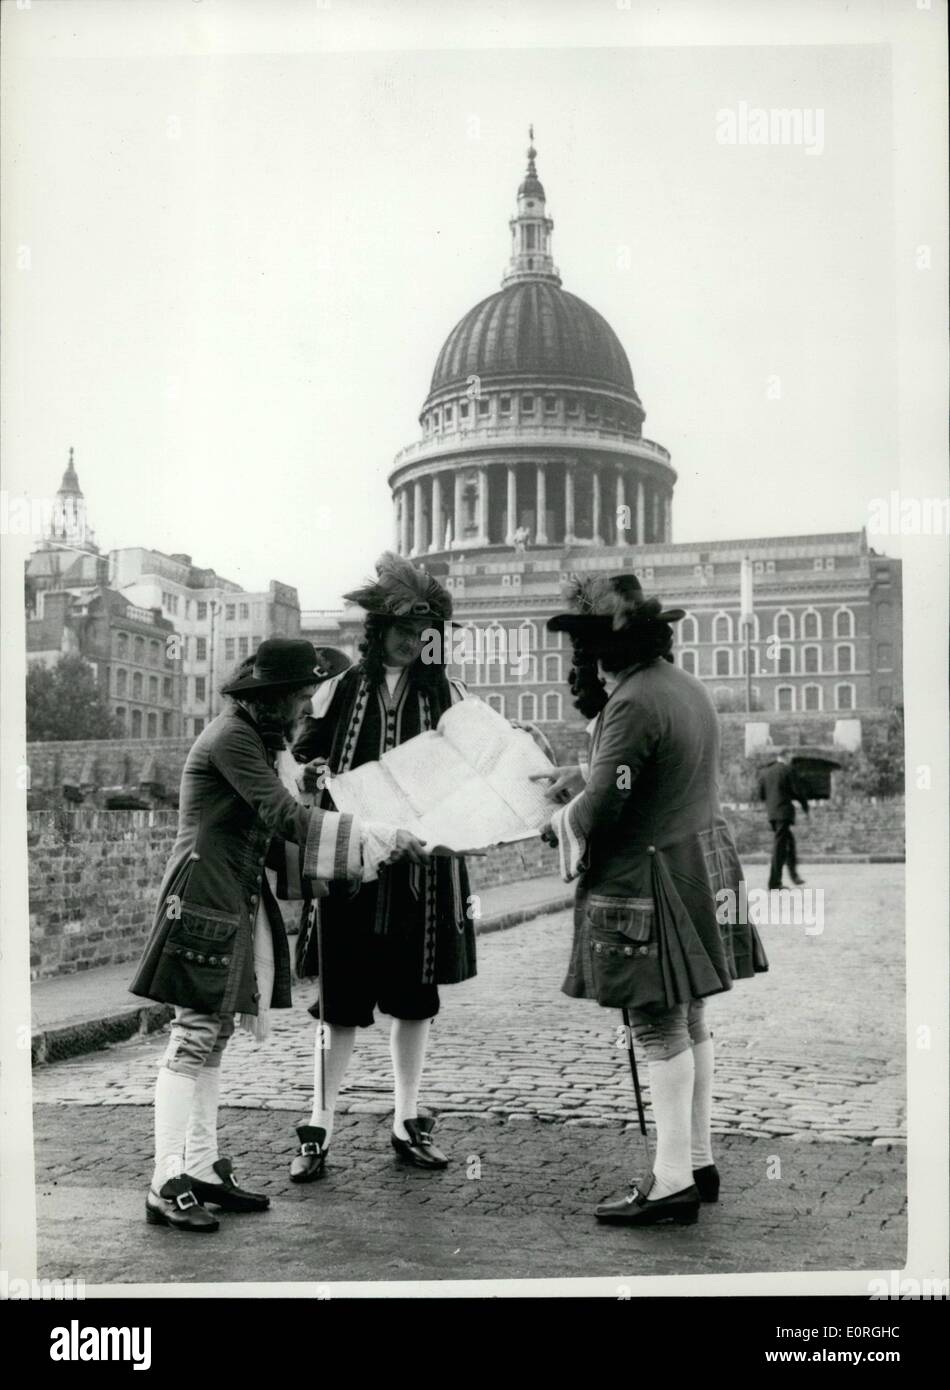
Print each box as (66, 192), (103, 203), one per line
(552, 793), (587, 882)
(302, 806), (362, 883)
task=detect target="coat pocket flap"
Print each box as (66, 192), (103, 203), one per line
(585, 894), (654, 943)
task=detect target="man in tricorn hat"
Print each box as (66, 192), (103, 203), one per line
(288, 553), (476, 1178)
(534, 574), (768, 1227)
(130, 637), (426, 1233)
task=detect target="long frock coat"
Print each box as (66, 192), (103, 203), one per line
(291, 663), (477, 990)
(561, 658), (768, 1010)
(130, 704), (361, 1017)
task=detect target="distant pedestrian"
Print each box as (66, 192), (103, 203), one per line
(757, 750), (809, 890)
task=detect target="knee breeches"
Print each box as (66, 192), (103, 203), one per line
(628, 998), (710, 1061)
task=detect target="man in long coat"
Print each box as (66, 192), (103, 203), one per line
(287, 553), (476, 1179)
(538, 575), (768, 1227)
(130, 638), (423, 1233)
(757, 751), (810, 889)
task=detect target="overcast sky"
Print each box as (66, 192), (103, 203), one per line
(5, 12), (901, 608)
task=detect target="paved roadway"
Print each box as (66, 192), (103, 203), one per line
(31, 865), (906, 1285)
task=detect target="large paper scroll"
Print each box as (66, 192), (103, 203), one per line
(325, 697), (556, 853)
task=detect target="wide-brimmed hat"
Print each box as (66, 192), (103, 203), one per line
(547, 572), (686, 639)
(312, 646), (352, 681)
(220, 638), (326, 695)
(344, 551), (452, 622)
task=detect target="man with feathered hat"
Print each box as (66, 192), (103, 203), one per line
(287, 553), (476, 1178)
(534, 572), (768, 1227)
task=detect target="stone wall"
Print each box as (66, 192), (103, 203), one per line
(25, 809), (560, 983)
(28, 810), (179, 981)
(26, 794), (903, 983)
(722, 798), (904, 858)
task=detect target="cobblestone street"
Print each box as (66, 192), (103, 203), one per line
(31, 865), (906, 1285)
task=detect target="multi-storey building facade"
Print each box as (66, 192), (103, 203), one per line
(111, 548), (301, 736)
(27, 586), (183, 737)
(308, 137), (902, 726)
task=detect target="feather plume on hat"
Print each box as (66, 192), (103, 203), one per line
(549, 570), (685, 635)
(343, 551), (453, 621)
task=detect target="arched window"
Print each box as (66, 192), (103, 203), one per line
(776, 685), (795, 712)
(803, 684), (822, 711)
(836, 644), (853, 673)
(680, 614), (698, 644)
(543, 654), (561, 682)
(543, 626), (563, 650)
(115, 706), (126, 730)
(148, 675), (158, 702)
(777, 646), (793, 675)
(133, 635), (145, 663)
(876, 643), (893, 669)
(740, 647), (759, 675)
(115, 631), (129, 658)
(132, 671), (143, 698)
(714, 648), (731, 677)
(801, 609), (821, 639)
(518, 692), (537, 722)
(542, 691), (562, 722)
(485, 693), (506, 717)
(834, 607), (854, 638)
(131, 709), (143, 737)
(835, 682), (855, 711)
(774, 610), (794, 640)
(484, 623), (506, 665)
(519, 654), (537, 684)
(713, 612), (733, 643)
(149, 639), (161, 666)
(116, 668), (127, 697)
(518, 620), (538, 651)
(680, 650), (697, 675)
(803, 645), (821, 674)
(876, 602), (892, 629)
(147, 713), (158, 738)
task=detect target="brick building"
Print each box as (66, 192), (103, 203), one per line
(111, 548), (301, 737)
(27, 586), (183, 737)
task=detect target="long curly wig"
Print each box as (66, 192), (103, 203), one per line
(358, 613), (449, 693)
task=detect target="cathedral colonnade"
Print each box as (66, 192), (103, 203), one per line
(392, 458), (673, 554)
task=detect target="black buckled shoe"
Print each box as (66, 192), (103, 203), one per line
(145, 1175), (219, 1233)
(190, 1158), (270, 1213)
(692, 1164), (720, 1203)
(392, 1116), (449, 1170)
(595, 1174), (700, 1226)
(289, 1125), (329, 1184)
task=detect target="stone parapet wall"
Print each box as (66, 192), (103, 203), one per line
(25, 795), (903, 982)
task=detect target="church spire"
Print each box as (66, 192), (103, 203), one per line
(47, 446), (96, 549)
(502, 126), (561, 288)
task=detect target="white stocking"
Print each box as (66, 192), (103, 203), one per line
(646, 1048), (695, 1200)
(184, 1064), (223, 1183)
(690, 1038), (715, 1170)
(307, 1021), (356, 1147)
(391, 1016), (431, 1140)
(152, 1067), (197, 1192)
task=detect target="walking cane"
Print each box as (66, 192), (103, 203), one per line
(621, 1007), (652, 1172)
(315, 901), (326, 1113)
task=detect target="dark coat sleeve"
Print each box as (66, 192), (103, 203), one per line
(209, 716), (318, 845)
(291, 714), (334, 764)
(566, 692), (658, 841)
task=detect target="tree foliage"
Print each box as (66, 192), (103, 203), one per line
(26, 655), (122, 742)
